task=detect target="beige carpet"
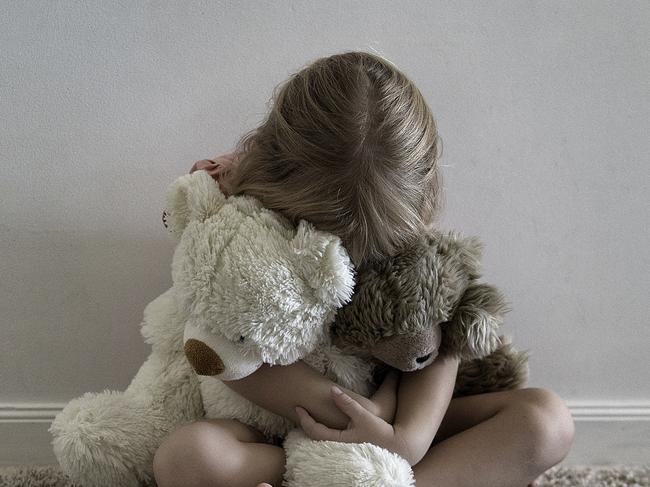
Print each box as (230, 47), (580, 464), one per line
(1, 465), (649, 486)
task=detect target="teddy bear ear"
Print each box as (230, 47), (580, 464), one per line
(164, 170), (226, 238)
(441, 282), (511, 360)
(437, 231), (484, 280)
(291, 220), (356, 308)
(458, 235), (484, 280)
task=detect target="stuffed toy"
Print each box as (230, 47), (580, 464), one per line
(49, 169), (358, 486)
(50, 169), (528, 487)
(166, 168), (355, 381)
(330, 230), (529, 395)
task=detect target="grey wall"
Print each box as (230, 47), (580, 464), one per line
(2, 1), (648, 406)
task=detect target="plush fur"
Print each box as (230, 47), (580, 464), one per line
(284, 429), (415, 487)
(167, 171), (356, 379)
(454, 336), (530, 396)
(332, 230), (528, 378)
(333, 231), (485, 348)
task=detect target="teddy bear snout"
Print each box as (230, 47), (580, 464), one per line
(372, 325), (443, 371)
(184, 338), (225, 376)
(416, 352), (433, 364)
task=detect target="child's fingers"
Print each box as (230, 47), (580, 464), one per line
(295, 406), (343, 442)
(330, 386), (373, 424)
(211, 151), (238, 164)
(190, 159), (216, 173)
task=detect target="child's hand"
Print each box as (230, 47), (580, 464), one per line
(189, 152), (239, 195)
(295, 385), (413, 464)
(369, 369), (399, 424)
(189, 152), (238, 175)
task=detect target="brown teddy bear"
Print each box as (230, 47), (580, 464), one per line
(331, 229), (529, 396)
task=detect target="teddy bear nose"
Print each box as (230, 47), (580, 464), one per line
(184, 338), (225, 376)
(416, 352), (432, 364)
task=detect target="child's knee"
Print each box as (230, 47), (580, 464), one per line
(153, 421), (239, 487)
(517, 388), (575, 469)
(153, 424), (200, 487)
(153, 433), (185, 487)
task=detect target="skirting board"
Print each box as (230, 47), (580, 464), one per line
(1, 401), (649, 466)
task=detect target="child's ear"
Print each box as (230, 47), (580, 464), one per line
(441, 282), (510, 360)
(165, 170), (226, 238)
(291, 220), (356, 308)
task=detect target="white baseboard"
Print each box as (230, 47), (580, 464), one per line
(0, 403), (65, 423)
(1, 401), (649, 466)
(564, 400), (650, 465)
(568, 400), (650, 422)
(0, 403), (67, 466)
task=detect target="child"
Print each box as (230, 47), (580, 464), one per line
(153, 51), (575, 487)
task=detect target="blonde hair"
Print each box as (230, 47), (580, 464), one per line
(223, 51), (443, 268)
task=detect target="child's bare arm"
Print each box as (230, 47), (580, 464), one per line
(294, 355), (458, 466)
(393, 354), (459, 464)
(222, 361), (396, 429)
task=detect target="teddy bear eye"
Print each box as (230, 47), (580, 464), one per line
(239, 335), (245, 343)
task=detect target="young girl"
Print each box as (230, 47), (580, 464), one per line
(153, 51), (575, 487)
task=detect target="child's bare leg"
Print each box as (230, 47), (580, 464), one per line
(153, 418), (285, 487)
(413, 387), (575, 487)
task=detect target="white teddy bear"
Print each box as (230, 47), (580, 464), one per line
(166, 167), (355, 380)
(50, 170), (415, 487)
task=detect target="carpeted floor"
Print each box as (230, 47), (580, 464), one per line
(0, 465), (649, 487)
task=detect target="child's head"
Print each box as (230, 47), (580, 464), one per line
(225, 51), (443, 268)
